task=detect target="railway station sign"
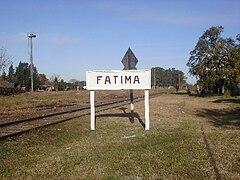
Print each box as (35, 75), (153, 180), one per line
(86, 48), (151, 131)
(86, 70), (151, 90)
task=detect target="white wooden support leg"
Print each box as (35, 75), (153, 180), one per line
(145, 90), (150, 130)
(90, 90), (95, 130)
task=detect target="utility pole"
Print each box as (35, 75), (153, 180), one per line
(28, 33), (36, 92)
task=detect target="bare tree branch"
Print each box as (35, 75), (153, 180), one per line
(0, 47), (13, 74)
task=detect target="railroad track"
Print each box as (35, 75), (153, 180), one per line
(0, 95), (149, 139)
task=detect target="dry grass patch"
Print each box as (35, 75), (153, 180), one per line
(0, 89), (165, 119)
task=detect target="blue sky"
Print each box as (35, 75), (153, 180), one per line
(0, 0), (240, 84)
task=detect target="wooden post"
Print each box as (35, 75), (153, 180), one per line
(145, 90), (150, 130)
(90, 90), (95, 130)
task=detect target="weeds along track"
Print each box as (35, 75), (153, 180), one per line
(0, 94), (159, 139)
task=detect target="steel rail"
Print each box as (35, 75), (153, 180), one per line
(0, 95), (149, 140)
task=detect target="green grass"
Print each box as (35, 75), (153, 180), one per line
(0, 92), (239, 179)
(1, 116), (212, 179)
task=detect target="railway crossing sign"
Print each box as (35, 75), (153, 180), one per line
(121, 48), (138, 70)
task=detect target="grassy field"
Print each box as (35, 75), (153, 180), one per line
(0, 90), (240, 179)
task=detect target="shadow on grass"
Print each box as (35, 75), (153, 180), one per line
(171, 92), (214, 97)
(171, 92), (188, 95)
(196, 108), (240, 127)
(212, 98), (240, 104)
(96, 107), (145, 128)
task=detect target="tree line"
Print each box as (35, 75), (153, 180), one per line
(0, 59), (85, 91)
(151, 67), (186, 88)
(187, 26), (240, 95)
(1, 48), (187, 91)
(3, 26), (239, 95)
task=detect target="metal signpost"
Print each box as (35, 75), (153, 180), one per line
(86, 48), (151, 130)
(121, 48), (138, 117)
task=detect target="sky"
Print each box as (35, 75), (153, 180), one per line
(0, 0), (240, 84)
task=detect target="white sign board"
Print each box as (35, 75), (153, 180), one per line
(86, 70), (151, 90)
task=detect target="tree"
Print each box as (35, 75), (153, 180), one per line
(236, 34), (240, 82)
(39, 73), (48, 85)
(0, 48), (12, 78)
(15, 61), (40, 90)
(0, 70), (6, 81)
(50, 74), (61, 91)
(237, 34), (240, 42)
(234, 34), (240, 82)
(224, 34), (240, 95)
(7, 64), (15, 82)
(59, 79), (66, 91)
(187, 26), (235, 94)
(33, 66), (40, 90)
(15, 62), (30, 88)
(54, 77), (59, 91)
(151, 67), (186, 88)
(68, 79), (80, 90)
(151, 67), (164, 87)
